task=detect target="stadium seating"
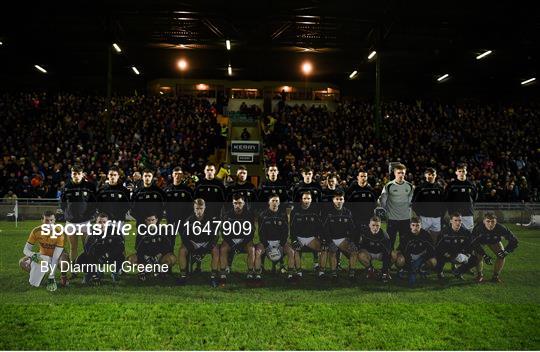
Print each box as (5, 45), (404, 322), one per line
(0, 93), (538, 202)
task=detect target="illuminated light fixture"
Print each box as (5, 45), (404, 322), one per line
(302, 61), (312, 75)
(196, 83), (209, 90)
(0, 41), (3, 46)
(368, 50), (377, 60)
(228, 64), (232, 76)
(226, 39), (231, 50)
(34, 65), (47, 73)
(112, 43), (122, 53)
(131, 66), (140, 75)
(178, 59), (188, 71)
(159, 91), (164, 95)
(282, 86), (290, 92)
(349, 70), (358, 79)
(521, 77), (536, 85)
(476, 50), (492, 60)
(437, 73), (449, 82)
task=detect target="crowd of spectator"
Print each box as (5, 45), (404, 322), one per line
(263, 100), (539, 202)
(1, 93), (222, 199)
(1, 93), (538, 203)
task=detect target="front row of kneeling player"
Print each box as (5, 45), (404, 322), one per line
(20, 190), (518, 289)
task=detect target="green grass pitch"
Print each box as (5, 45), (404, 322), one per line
(0, 220), (539, 350)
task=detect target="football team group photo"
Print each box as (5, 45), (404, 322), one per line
(1, 1), (538, 351)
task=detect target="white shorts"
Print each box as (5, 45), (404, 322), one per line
(65, 221), (92, 236)
(420, 217), (441, 232)
(332, 238), (346, 247)
(455, 253), (470, 264)
(191, 241), (210, 249)
(29, 255), (52, 287)
(267, 240), (280, 247)
(461, 216), (474, 231)
(368, 252), (383, 261)
(232, 238), (244, 245)
(298, 236), (315, 246)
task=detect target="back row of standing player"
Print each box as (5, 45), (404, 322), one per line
(61, 161), (478, 257)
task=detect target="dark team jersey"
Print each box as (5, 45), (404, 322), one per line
(322, 206), (355, 240)
(412, 181), (445, 217)
(358, 229), (392, 255)
(221, 208), (255, 242)
(472, 223), (518, 251)
(131, 184), (166, 222)
(445, 179), (478, 216)
(136, 232), (171, 257)
(85, 226), (125, 259)
(258, 179), (290, 203)
(181, 213), (220, 245)
(96, 184), (130, 221)
(292, 181), (323, 202)
(436, 225), (474, 255)
(61, 180), (97, 223)
(227, 181), (257, 203)
(164, 183), (193, 223)
(346, 183), (378, 224)
(401, 229), (436, 258)
(194, 178), (226, 203)
(321, 187), (342, 203)
(290, 205), (322, 239)
(258, 207), (289, 246)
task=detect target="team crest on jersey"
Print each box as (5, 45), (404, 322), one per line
(461, 188), (465, 192)
(277, 221), (282, 225)
(431, 190), (435, 194)
(174, 193), (178, 197)
(153, 194), (157, 198)
(146, 195), (150, 199)
(214, 189), (218, 192)
(311, 217), (314, 221)
(75, 192), (79, 196)
(313, 190), (318, 194)
(83, 191), (87, 196)
(362, 194), (366, 197)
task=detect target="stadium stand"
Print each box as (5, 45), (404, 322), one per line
(1, 93), (538, 202)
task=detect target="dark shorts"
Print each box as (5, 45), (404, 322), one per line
(184, 240), (216, 255)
